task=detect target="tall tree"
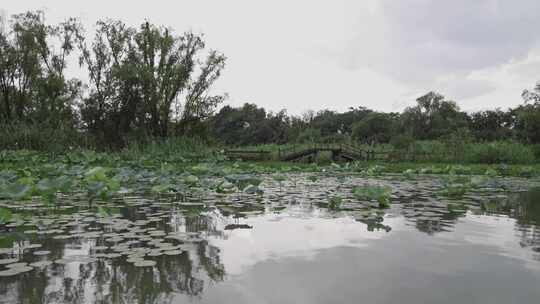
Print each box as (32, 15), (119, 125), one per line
(78, 19), (226, 144)
(516, 83), (540, 144)
(401, 92), (468, 140)
(0, 11), (81, 125)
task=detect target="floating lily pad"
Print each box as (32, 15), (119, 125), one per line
(0, 265), (33, 276)
(92, 246), (109, 251)
(163, 250), (183, 256)
(30, 261), (53, 268)
(0, 269), (20, 277)
(105, 253), (122, 259)
(127, 257), (145, 264)
(0, 248), (13, 255)
(55, 258), (74, 265)
(0, 258), (19, 265)
(51, 235), (71, 241)
(6, 262), (28, 268)
(24, 244), (42, 249)
(133, 260), (156, 267)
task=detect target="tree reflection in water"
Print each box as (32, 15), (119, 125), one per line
(0, 177), (539, 303)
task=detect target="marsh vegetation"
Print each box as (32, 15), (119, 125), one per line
(0, 149), (539, 303)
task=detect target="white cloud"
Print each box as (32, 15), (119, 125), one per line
(3, 0), (540, 113)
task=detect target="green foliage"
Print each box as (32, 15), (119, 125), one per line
(0, 208), (13, 224)
(469, 109), (514, 141)
(403, 169), (416, 179)
(0, 183), (33, 200)
(352, 112), (397, 143)
(0, 123), (93, 152)
(216, 180), (235, 194)
(184, 175), (200, 187)
(83, 167), (120, 203)
(78, 19), (226, 143)
(296, 128), (322, 143)
(328, 196), (343, 210)
(36, 176), (73, 204)
(0, 11), (82, 126)
(464, 142), (535, 164)
(484, 168), (498, 176)
(520, 166), (534, 178)
(272, 174), (287, 183)
(440, 175), (471, 198)
(401, 92), (469, 140)
(121, 137), (217, 163)
(361, 165), (385, 177)
(307, 175), (318, 183)
(390, 133), (415, 151)
(352, 186), (392, 209)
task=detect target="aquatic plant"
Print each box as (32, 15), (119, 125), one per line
(520, 166), (534, 178)
(307, 175), (318, 183)
(216, 180), (236, 194)
(225, 174), (262, 190)
(439, 175), (471, 198)
(484, 168), (498, 176)
(448, 165), (471, 175)
(0, 182), (33, 201)
(0, 208), (12, 225)
(36, 176), (73, 206)
(328, 196), (343, 210)
(184, 175), (200, 187)
(244, 185), (263, 195)
(362, 165), (385, 177)
(403, 169), (416, 179)
(83, 167), (120, 204)
(352, 185), (392, 209)
(272, 174), (287, 193)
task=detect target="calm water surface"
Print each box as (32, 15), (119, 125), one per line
(0, 174), (539, 304)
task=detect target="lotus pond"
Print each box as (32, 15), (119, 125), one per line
(0, 152), (539, 303)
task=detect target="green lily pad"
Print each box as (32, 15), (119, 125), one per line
(133, 260), (156, 267)
(29, 261), (53, 268)
(0, 258), (19, 265)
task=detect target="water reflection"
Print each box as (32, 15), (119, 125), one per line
(0, 175), (539, 303)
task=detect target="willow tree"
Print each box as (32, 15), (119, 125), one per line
(0, 11), (81, 126)
(77, 19), (135, 143)
(78, 19), (226, 144)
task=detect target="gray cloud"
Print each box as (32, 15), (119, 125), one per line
(439, 78), (498, 101)
(2, 0), (539, 113)
(343, 0), (540, 85)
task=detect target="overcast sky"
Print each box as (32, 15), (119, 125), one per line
(3, 0), (540, 114)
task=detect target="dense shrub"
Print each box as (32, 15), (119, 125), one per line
(388, 140), (536, 164)
(411, 141), (449, 162)
(464, 142), (536, 164)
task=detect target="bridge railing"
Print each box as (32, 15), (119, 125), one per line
(278, 144), (302, 159)
(278, 142), (371, 160)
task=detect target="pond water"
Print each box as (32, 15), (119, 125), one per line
(0, 174), (539, 304)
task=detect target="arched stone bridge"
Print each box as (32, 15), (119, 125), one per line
(225, 143), (373, 162)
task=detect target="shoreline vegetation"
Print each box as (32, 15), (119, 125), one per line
(1, 147), (538, 178)
(1, 10), (540, 170)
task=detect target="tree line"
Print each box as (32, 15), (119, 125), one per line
(2, 11), (540, 151)
(212, 90), (540, 147)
